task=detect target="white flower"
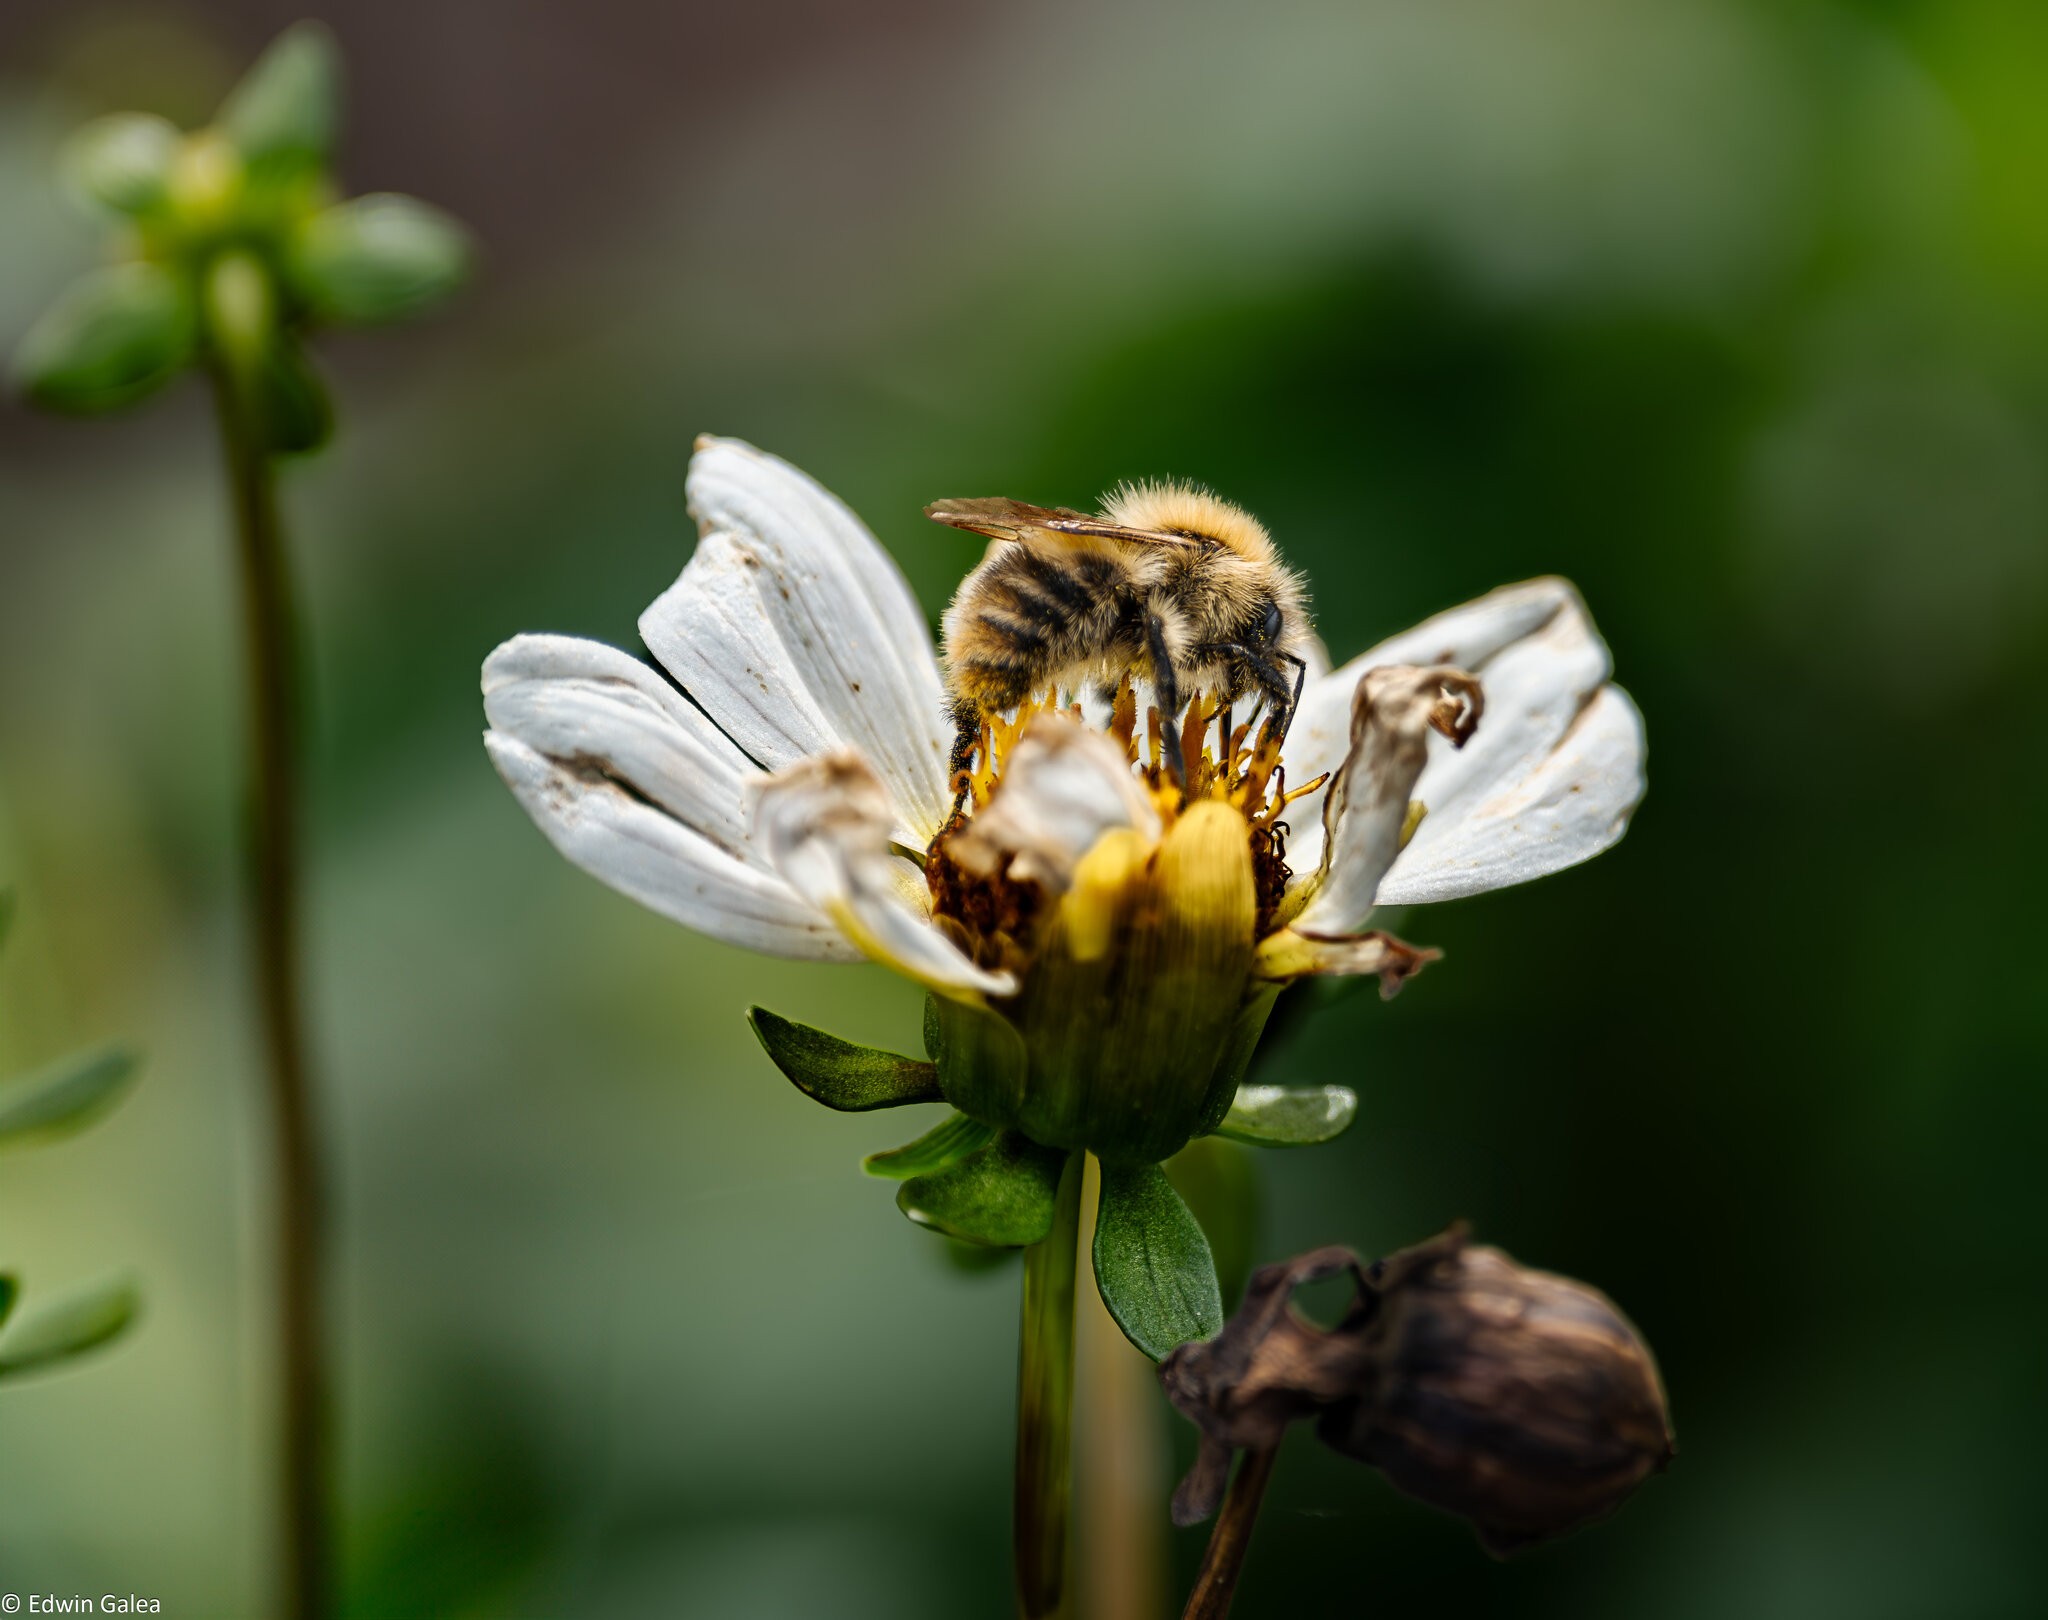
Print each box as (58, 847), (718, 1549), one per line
(483, 436), (1645, 1013)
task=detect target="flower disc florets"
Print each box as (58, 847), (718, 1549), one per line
(920, 682), (1333, 1163)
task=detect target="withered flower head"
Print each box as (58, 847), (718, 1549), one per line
(1161, 1226), (1674, 1555)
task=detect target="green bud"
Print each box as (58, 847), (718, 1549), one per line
(217, 21), (340, 185)
(288, 194), (472, 324)
(12, 262), (196, 414)
(62, 113), (180, 216)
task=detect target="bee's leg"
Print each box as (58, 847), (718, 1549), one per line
(1216, 702), (1234, 777)
(947, 698), (982, 814)
(1144, 612), (1187, 790)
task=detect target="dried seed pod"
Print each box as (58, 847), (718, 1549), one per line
(1161, 1225), (1674, 1554)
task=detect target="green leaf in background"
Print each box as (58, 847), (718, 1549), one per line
(0, 888), (14, 953)
(862, 1111), (997, 1180)
(289, 194), (473, 325)
(1214, 1083), (1358, 1147)
(0, 1045), (140, 1147)
(0, 1274), (138, 1380)
(1093, 1160), (1223, 1361)
(62, 112), (180, 217)
(0, 1275), (15, 1331)
(217, 21), (340, 186)
(1165, 1135), (1261, 1310)
(254, 334), (334, 453)
(896, 1131), (1066, 1247)
(11, 263), (197, 414)
(748, 1006), (942, 1111)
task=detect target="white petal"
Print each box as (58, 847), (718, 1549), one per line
(484, 633), (762, 858)
(1291, 666), (1483, 936)
(484, 732), (856, 961)
(1283, 579), (1642, 892)
(753, 752), (1016, 1000)
(640, 437), (952, 847)
(1377, 683), (1645, 905)
(946, 717), (1162, 893)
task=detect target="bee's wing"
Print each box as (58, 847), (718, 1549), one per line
(925, 497), (1205, 551)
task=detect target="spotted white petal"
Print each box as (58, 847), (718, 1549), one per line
(948, 717), (1163, 893)
(482, 697), (855, 964)
(1291, 666), (1482, 936)
(754, 752), (1016, 1000)
(1283, 579), (1644, 900)
(640, 437), (952, 847)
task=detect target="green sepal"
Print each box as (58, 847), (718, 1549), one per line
(252, 334), (333, 454)
(896, 1130), (1066, 1248)
(1166, 1136), (1261, 1310)
(1213, 1083), (1358, 1148)
(747, 1006), (941, 1111)
(289, 194), (473, 325)
(862, 1111), (997, 1180)
(0, 1045), (138, 1147)
(0, 1274), (138, 1379)
(12, 263), (196, 414)
(63, 113), (180, 216)
(1093, 1160), (1223, 1361)
(218, 22), (340, 187)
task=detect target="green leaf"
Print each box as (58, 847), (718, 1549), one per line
(862, 1111), (997, 1180)
(748, 1007), (941, 1111)
(253, 335), (333, 454)
(0, 1045), (138, 1147)
(0, 888), (15, 954)
(63, 113), (181, 216)
(218, 22), (340, 184)
(896, 1131), (1066, 1247)
(1213, 1083), (1358, 1147)
(1093, 1160), (1223, 1361)
(0, 1275), (16, 1330)
(12, 263), (196, 414)
(289, 194), (473, 325)
(0, 1274), (138, 1379)
(1165, 1136), (1261, 1309)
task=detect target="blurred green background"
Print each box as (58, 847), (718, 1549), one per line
(3, 1), (2045, 1615)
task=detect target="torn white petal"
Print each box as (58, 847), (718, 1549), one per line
(640, 438), (952, 847)
(484, 732), (856, 961)
(947, 717), (1162, 893)
(754, 752), (1016, 1000)
(1378, 682), (1646, 905)
(1284, 579), (1641, 890)
(1290, 665), (1483, 937)
(484, 633), (764, 861)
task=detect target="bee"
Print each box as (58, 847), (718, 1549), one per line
(929, 481), (1312, 792)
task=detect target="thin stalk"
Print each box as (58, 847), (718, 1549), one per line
(1015, 1150), (1085, 1619)
(206, 253), (330, 1620)
(1181, 1447), (1278, 1620)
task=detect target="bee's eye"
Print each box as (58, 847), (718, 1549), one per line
(1260, 601), (1284, 644)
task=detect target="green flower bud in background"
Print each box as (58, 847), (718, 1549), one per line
(11, 19), (472, 439)
(62, 112), (182, 217)
(288, 194), (474, 325)
(12, 262), (197, 413)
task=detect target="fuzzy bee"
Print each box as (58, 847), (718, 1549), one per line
(929, 481), (1313, 792)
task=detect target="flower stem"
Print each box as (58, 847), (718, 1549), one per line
(205, 253), (331, 1620)
(1181, 1447), (1278, 1620)
(1015, 1150), (1084, 1619)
